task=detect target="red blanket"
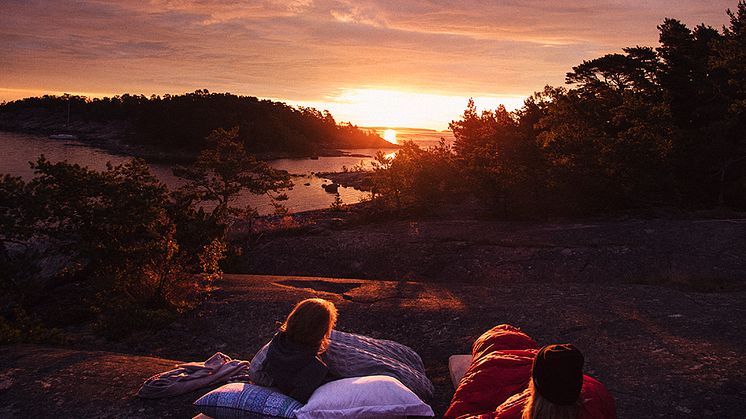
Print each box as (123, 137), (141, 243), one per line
(444, 325), (616, 419)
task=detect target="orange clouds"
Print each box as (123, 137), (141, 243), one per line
(0, 0), (736, 127)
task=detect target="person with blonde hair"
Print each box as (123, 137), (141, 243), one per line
(262, 298), (338, 403)
(249, 297), (435, 402)
(445, 325), (615, 419)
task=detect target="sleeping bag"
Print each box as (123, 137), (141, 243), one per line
(444, 324), (616, 419)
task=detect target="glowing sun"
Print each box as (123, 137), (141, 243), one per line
(383, 129), (397, 144)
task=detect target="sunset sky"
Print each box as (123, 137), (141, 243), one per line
(0, 0), (736, 129)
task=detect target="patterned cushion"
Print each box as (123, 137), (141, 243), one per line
(194, 382), (302, 419)
(249, 331), (434, 401)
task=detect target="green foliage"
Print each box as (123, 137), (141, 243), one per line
(566, 47), (660, 95)
(536, 88), (674, 211)
(173, 127), (293, 227)
(372, 4), (746, 215)
(654, 9), (746, 207)
(371, 140), (458, 211)
(0, 127), (295, 341)
(451, 99), (545, 214)
(0, 174), (42, 297)
(1, 158), (210, 328)
(329, 194), (346, 211)
(0, 308), (63, 345)
(199, 238), (227, 286)
(709, 1), (746, 207)
(544, 4), (744, 211)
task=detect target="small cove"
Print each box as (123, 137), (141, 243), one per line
(0, 130), (451, 215)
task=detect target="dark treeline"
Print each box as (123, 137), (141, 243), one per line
(0, 89), (391, 155)
(0, 128), (292, 341)
(374, 3), (746, 215)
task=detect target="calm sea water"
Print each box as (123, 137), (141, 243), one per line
(0, 130), (453, 214)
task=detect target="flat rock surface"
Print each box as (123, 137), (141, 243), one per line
(244, 217), (746, 290)
(1, 274), (744, 418)
(0, 346), (193, 418)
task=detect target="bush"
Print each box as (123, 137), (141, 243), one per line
(371, 140), (460, 211)
(0, 308), (63, 345)
(0, 127), (293, 341)
(0, 158), (206, 335)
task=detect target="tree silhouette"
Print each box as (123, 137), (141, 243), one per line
(173, 127), (293, 229)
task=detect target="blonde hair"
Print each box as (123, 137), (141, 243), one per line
(280, 298), (338, 353)
(521, 380), (580, 419)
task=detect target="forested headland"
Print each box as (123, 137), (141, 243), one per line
(0, 90), (393, 158)
(370, 3), (746, 215)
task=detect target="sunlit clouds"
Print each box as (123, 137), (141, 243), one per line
(383, 129), (397, 144)
(0, 0), (735, 128)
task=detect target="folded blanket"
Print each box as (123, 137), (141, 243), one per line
(138, 352), (250, 399)
(249, 330), (434, 401)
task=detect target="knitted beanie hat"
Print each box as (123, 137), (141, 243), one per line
(531, 344), (584, 405)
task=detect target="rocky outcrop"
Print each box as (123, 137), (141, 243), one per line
(244, 217), (746, 291)
(0, 270), (744, 418)
(321, 182), (339, 193)
(319, 171), (374, 191)
(0, 346), (197, 418)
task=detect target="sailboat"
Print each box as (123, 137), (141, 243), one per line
(49, 133), (77, 140)
(49, 98), (78, 140)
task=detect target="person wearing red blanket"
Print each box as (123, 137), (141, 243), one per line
(445, 325), (616, 419)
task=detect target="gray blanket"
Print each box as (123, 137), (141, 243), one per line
(138, 352), (250, 399)
(248, 330), (434, 401)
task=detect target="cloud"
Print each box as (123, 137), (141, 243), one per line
(0, 0), (737, 127)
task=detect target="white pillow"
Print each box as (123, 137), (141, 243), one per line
(448, 354), (473, 389)
(295, 375), (434, 419)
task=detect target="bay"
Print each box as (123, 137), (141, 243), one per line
(0, 130), (453, 214)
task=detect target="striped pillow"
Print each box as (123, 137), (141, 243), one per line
(194, 382), (302, 418)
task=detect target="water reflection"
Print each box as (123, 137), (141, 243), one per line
(0, 130), (451, 215)
(0, 131), (370, 215)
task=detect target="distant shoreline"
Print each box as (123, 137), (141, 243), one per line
(0, 126), (398, 164)
(0, 91), (400, 163)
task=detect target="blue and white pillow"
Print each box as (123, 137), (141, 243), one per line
(194, 382), (302, 419)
